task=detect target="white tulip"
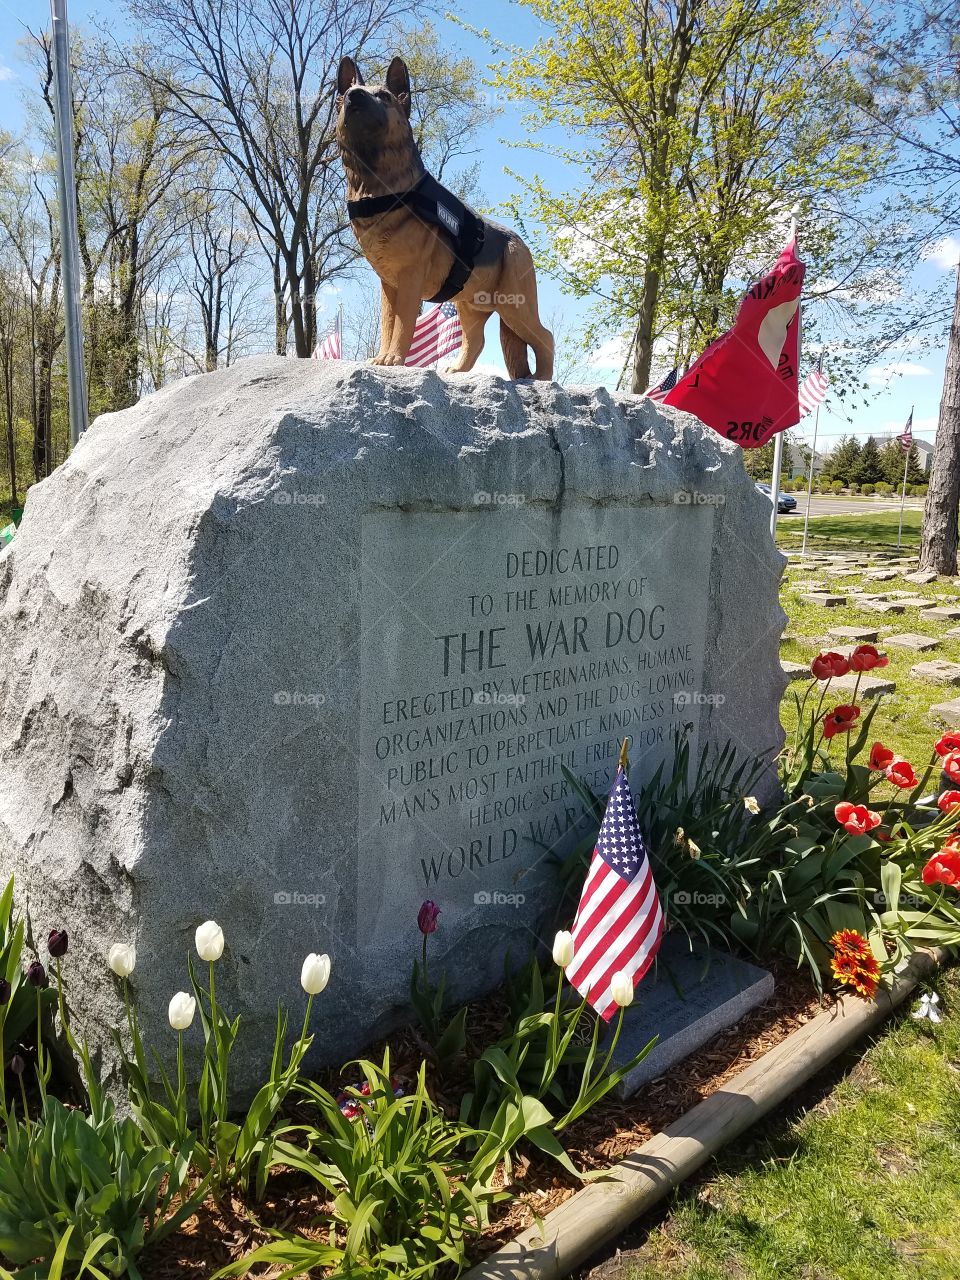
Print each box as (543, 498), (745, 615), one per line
(107, 943), (137, 978)
(195, 920), (224, 962)
(552, 931), (575, 970)
(301, 952), (331, 995)
(610, 971), (634, 1008)
(168, 992), (196, 1032)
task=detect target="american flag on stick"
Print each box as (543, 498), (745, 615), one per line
(313, 313), (342, 361)
(898, 408), (914, 453)
(405, 301), (462, 368)
(644, 367), (679, 403)
(798, 355), (828, 416)
(565, 740), (664, 1020)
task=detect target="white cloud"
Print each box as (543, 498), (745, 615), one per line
(585, 334), (630, 369)
(923, 237), (960, 271)
(866, 360), (932, 383)
(0, 66), (13, 83)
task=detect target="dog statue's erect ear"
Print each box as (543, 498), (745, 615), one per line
(336, 56), (364, 96)
(385, 56), (412, 116)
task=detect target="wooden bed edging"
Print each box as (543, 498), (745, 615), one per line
(463, 948), (941, 1280)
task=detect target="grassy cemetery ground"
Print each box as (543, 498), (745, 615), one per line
(777, 512), (960, 767)
(594, 966), (960, 1280)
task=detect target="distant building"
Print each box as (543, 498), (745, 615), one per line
(875, 432), (934, 472)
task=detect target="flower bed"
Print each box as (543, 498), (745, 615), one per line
(1, 639), (959, 1279)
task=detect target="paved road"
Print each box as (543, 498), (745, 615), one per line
(778, 495), (925, 518)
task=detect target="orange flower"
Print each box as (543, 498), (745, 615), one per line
(823, 704), (861, 740)
(835, 801), (882, 835)
(885, 758), (918, 789)
(851, 956), (880, 999)
(868, 742), (894, 770)
(830, 929), (871, 960)
(830, 952), (861, 986)
(850, 644), (888, 672)
(811, 651), (850, 680)
(937, 791), (960, 813)
(934, 731), (960, 757)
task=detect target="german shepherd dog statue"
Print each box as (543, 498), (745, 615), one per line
(335, 55), (554, 380)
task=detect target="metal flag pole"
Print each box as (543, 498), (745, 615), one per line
(800, 356), (825, 558)
(769, 430), (785, 539)
(897, 404), (913, 550)
(769, 209), (799, 543)
(800, 400), (821, 557)
(50, 0), (88, 448)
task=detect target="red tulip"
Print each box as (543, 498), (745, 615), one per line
(885, 758), (918, 789)
(942, 751), (960, 785)
(937, 791), (960, 813)
(868, 742), (894, 771)
(922, 846), (960, 888)
(417, 901), (441, 935)
(811, 651), (850, 680)
(822, 704), (861, 740)
(934, 731), (960, 757)
(849, 644), (888, 672)
(834, 801), (882, 835)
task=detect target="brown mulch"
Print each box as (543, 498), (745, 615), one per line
(140, 960), (824, 1277)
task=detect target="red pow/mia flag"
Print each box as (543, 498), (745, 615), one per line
(662, 236), (805, 449)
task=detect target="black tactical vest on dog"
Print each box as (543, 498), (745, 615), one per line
(347, 174), (485, 303)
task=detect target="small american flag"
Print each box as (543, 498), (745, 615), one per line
(405, 301), (462, 368)
(565, 763), (664, 1020)
(313, 318), (341, 361)
(798, 355), (828, 416)
(644, 367), (678, 403)
(898, 409), (913, 453)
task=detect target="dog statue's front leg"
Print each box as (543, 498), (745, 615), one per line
(371, 286), (422, 367)
(371, 281), (398, 364)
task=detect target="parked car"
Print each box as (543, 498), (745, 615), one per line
(755, 481), (797, 513)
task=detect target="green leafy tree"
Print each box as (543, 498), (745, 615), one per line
(473, 0), (895, 392)
(849, 435), (883, 487)
(823, 434), (862, 485)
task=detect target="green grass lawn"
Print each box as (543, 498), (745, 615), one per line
(620, 967), (960, 1280)
(778, 508), (922, 551)
(777, 522), (958, 768)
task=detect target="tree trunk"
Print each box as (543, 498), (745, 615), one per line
(920, 262), (960, 574)
(1, 340), (16, 505)
(630, 258), (663, 393)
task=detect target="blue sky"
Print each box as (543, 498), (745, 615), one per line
(0, 0), (953, 457)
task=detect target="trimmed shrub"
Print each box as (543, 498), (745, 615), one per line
(862, 483), (876, 495)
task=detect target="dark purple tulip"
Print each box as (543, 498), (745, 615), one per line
(0, 980), (10, 1005)
(9, 1053), (24, 1076)
(47, 929), (68, 959)
(417, 901), (441, 935)
(26, 961), (47, 988)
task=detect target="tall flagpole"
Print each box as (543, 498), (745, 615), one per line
(50, 0), (88, 448)
(800, 355), (824, 558)
(897, 404), (913, 550)
(769, 210), (799, 542)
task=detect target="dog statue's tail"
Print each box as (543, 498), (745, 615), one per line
(499, 319), (533, 380)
